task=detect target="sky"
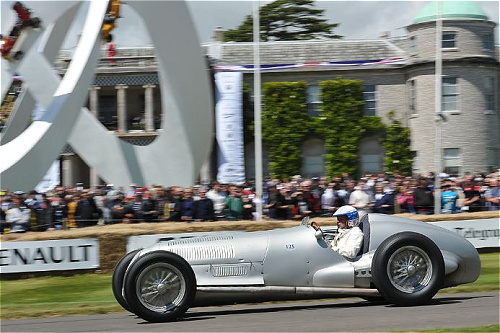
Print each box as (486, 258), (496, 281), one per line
(0, 0), (499, 49)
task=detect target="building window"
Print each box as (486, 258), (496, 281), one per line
(361, 154), (383, 174)
(487, 148), (498, 171)
(442, 32), (456, 49)
(443, 148), (460, 176)
(442, 77), (459, 112)
(484, 77), (496, 114)
(409, 36), (417, 54)
(363, 85), (376, 116)
(408, 79), (417, 115)
(482, 33), (494, 51)
(301, 138), (325, 178)
(307, 85), (321, 117)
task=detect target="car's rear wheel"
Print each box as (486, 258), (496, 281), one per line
(372, 232), (444, 306)
(112, 249), (141, 313)
(123, 251), (196, 322)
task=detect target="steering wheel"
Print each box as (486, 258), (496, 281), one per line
(311, 221), (324, 240)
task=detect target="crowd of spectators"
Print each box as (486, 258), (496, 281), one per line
(1, 170), (499, 234)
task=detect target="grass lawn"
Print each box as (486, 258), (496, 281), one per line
(0, 253), (498, 320)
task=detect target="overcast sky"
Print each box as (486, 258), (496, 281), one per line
(1, 1), (498, 49)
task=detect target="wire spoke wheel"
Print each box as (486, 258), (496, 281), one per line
(136, 263), (187, 312)
(387, 246), (432, 293)
(372, 232), (444, 306)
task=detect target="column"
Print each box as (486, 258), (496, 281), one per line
(115, 84), (128, 132)
(89, 168), (100, 188)
(143, 84), (156, 132)
(89, 86), (101, 118)
(61, 155), (77, 187)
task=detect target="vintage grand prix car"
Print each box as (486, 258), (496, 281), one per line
(112, 214), (480, 322)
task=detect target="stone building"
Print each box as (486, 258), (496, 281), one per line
(54, 1), (498, 186)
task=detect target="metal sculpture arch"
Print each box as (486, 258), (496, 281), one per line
(0, 0), (213, 191)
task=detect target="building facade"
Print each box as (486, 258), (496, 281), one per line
(53, 1), (498, 186)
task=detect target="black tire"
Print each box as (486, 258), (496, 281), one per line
(372, 232), (444, 306)
(112, 249), (141, 313)
(123, 251), (196, 322)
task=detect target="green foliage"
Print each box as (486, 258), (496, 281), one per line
(383, 111), (413, 175)
(224, 0), (341, 42)
(262, 82), (309, 178)
(242, 82), (254, 143)
(255, 78), (413, 178)
(319, 78), (365, 178)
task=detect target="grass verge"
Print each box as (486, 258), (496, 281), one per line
(0, 253), (498, 320)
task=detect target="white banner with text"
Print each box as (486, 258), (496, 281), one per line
(429, 218), (499, 249)
(0, 238), (100, 274)
(215, 71), (245, 184)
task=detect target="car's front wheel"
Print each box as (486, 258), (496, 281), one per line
(123, 251), (196, 322)
(112, 249), (141, 313)
(372, 232), (444, 306)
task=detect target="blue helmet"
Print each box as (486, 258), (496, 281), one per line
(332, 205), (359, 227)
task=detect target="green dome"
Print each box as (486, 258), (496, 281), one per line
(413, 1), (489, 24)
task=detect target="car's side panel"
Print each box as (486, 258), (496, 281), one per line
(263, 225), (355, 287)
(154, 231), (270, 286)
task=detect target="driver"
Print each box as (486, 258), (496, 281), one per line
(312, 205), (364, 259)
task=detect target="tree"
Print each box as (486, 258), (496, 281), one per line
(224, 0), (342, 42)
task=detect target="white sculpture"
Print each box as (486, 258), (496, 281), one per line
(0, 0), (213, 191)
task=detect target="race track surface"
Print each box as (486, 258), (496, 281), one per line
(1, 292), (499, 332)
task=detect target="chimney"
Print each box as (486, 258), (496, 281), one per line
(214, 26), (224, 42)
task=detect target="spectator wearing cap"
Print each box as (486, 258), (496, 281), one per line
(462, 176), (483, 212)
(441, 182), (458, 214)
(124, 192), (145, 222)
(126, 184), (137, 197)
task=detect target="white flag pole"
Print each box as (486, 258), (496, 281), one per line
(253, 0), (263, 221)
(434, 1), (443, 215)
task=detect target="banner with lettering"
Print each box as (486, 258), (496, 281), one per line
(215, 71), (245, 185)
(0, 238), (99, 274)
(430, 218), (499, 249)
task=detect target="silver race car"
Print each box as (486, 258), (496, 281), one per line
(112, 214), (480, 322)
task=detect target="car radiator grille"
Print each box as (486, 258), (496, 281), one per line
(164, 235), (234, 246)
(210, 263), (250, 277)
(166, 245), (235, 261)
